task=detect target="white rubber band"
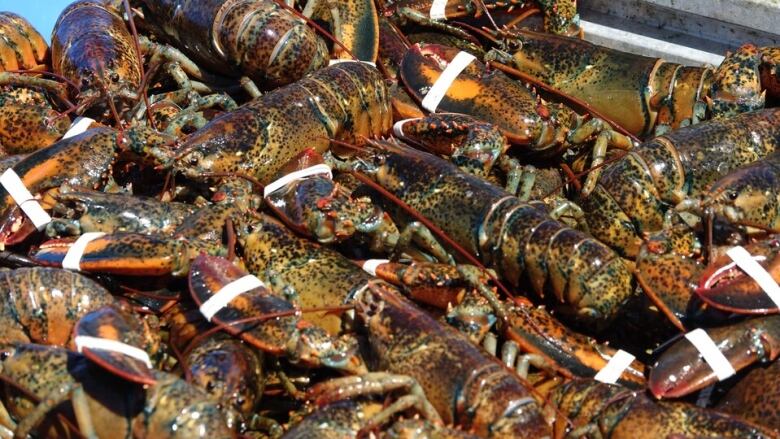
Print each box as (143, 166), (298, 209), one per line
(594, 349), (635, 384)
(62, 117), (95, 139)
(75, 335), (152, 368)
(727, 246), (780, 309)
(0, 168), (51, 230)
(62, 232), (106, 271)
(362, 259), (389, 276)
(328, 59), (376, 67)
(199, 274), (265, 321)
(429, 0), (448, 20)
(393, 118), (418, 138)
(263, 164), (332, 198)
(420, 51), (475, 113)
(684, 328), (736, 381)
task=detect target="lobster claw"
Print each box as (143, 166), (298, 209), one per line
(189, 255), (367, 375)
(0, 204), (37, 246)
(30, 233), (201, 277)
(696, 239), (780, 314)
(73, 305), (158, 386)
(649, 315), (780, 398)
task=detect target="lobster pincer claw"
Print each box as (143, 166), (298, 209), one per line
(392, 113), (508, 178)
(696, 239), (780, 314)
(189, 255), (367, 375)
(74, 305), (159, 386)
(648, 315), (780, 399)
(29, 233), (205, 277)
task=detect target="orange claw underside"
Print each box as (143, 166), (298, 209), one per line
(696, 249), (780, 314)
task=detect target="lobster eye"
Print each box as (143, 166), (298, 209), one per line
(110, 72), (120, 83)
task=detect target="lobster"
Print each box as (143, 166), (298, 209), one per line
(51, 0), (144, 121)
(285, 390), (471, 438)
(551, 379), (773, 438)
(164, 304), (270, 434)
(141, 61), (391, 185)
(579, 108), (780, 260)
(136, 0), (378, 88)
(0, 13), (71, 153)
(49, 0), (240, 127)
(487, 29), (780, 140)
(398, 43), (635, 168)
(44, 185), (199, 238)
(188, 254), (367, 374)
(343, 282), (551, 438)
(0, 343), (236, 438)
(0, 125), (174, 245)
(675, 150), (780, 242)
(334, 138), (633, 329)
(264, 148), (454, 263)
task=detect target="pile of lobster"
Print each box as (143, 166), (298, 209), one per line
(0, 0), (778, 437)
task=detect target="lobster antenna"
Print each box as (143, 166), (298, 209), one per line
(159, 170), (175, 201)
(559, 163), (582, 193)
(102, 82), (124, 129)
(225, 218), (237, 261)
(705, 207), (714, 265)
(503, 7), (542, 28)
(474, 0), (500, 32)
(121, 0), (158, 130)
(271, 0), (360, 61)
